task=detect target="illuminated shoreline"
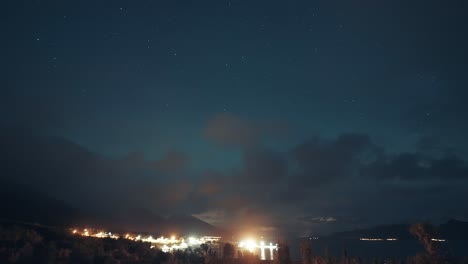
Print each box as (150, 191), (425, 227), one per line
(69, 227), (278, 257)
(70, 227), (221, 252)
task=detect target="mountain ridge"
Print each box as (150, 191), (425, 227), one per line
(328, 219), (468, 240)
(0, 179), (225, 237)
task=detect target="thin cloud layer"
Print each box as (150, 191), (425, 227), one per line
(1, 113), (468, 236)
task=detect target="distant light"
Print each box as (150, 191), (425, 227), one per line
(238, 239), (277, 252)
(360, 238), (384, 241)
(188, 237), (197, 245)
(67, 226), (221, 252)
(246, 239), (256, 252)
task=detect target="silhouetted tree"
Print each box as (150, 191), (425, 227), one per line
(242, 251), (260, 264)
(70, 242), (94, 264)
(200, 243), (209, 256)
(410, 222), (441, 264)
(223, 243), (235, 260)
(153, 249), (169, 264)
(312, 256), (325, 264)
(277, 240), (291, 264)
(203, 244), (217, 264)
(300, 239), (312, 264)
(352, 257), (363, 264)
(237, 249), (243, 259)
(342, 249), (350, 264)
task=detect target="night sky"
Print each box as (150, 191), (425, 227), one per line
(2, 0), (468, 236)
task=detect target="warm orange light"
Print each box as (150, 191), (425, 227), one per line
(68, 226), (220, 252)
(238, 238), (277, 252)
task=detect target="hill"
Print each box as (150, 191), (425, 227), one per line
(0, 179), (224, 236)
(329, 220), (468, 240)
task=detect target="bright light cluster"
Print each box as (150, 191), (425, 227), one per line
(238, 239), (277, 252)
(70, 228), (221, 252)
(238, 239), (278, 260)
(72, 228), (120, 239)
(359, 238), (384, 241)
(359, 238), (398, 241)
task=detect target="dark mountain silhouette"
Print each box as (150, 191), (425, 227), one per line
(0, 128), (106, 203)
(88, 208), (226, 236)
(330, 220), (468, 240)
(0, 128), (224, 236)
(101, 207), (166, 233)
(439, 219), (468, 240)
(0, 179), (223, 236)
(165, 214), (226, 237)
(330, 224), (413, 239)
(0, 179), (84, 226)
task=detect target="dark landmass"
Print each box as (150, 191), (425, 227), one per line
(0, 221), (208, 264)
(329, 220), (468, 240)
(0, 179), (225, 237)
(0, 179), (84, 227)
(439, 219), (468, 240)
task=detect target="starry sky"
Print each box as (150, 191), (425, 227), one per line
(2, 0), (468, 236)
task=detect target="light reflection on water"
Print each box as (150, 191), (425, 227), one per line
(241, 247), (276, 260)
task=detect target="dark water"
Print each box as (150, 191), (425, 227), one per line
(288, 239), (468, 260)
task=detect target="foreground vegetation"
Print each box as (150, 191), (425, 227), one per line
(1, 222), (467, 264)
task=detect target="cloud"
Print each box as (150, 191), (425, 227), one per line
(241, 147), (287, 184)
(203, 113), (290, 147)
(362, 152), (468, 181)
(305, 217), (338, 223)
(0, 129), (196, 213)
(2, 125), (468, 236)
(152, 151), (190, 173)
(160, 181), (193, 204)
(290, 133), (378, 187)
(197, 181), (224, 196)
(192, 210), (226, 226)
(204, 113), (259, 146)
